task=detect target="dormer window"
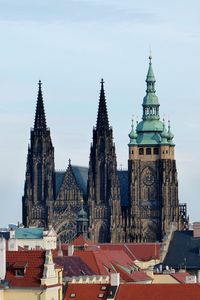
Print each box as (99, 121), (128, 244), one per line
(13, 262), (27, 277)
(70, 293), (76, 298)
(15, 268), (25, 277)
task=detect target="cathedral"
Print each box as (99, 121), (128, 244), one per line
(22, 57), (188, 243)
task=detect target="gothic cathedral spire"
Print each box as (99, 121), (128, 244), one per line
(34, 81), (47, 131)
(22, 82), (55, 228)
(96, 79), (109, 132)
(88, 79), (124, 243)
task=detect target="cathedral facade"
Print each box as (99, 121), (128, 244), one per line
(22, 58), (188, 243)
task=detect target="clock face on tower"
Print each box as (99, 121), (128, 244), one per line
(143, 174), (154, 186)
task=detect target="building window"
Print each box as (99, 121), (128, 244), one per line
(132, 150), (134, 154)
(15, 268), (25, 277)
(154, 148), (159, 155)
(146, 148), (151, 155)
(139, 148), (144, 155)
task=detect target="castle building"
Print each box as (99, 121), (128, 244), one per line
(22, 58), (187, 243)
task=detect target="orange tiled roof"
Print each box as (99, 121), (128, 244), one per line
(65, 283), (109, 300)
(115, 284), (200, 300)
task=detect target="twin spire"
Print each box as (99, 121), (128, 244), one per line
(34, 78), (110, 134)
(34, 80), (47, 131)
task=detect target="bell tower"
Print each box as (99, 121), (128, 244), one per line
(128, 57), (181, 242)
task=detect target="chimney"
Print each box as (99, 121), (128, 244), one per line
(0, 237), (6, 280)
(68, 245), (74, 256)
(110, 273), (120, 287)
(193, 222), (200, 238)
(58, 240), (63, 257)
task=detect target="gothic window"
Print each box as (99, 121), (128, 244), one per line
(139, 148), (144, 155)
(37, 162), (42, 202)
(146, 148), (151, 155)
(100, 162), (105, 203)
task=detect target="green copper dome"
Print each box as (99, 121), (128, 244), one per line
(167, 120), (175, 146)
(77, 203), (88, 222)
(160, 122), (169, 145)
(129, 120), (137, 145)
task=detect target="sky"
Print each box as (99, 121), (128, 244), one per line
(0, 0), (200, 226)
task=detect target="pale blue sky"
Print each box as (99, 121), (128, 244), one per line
(0, 0), (200, 226)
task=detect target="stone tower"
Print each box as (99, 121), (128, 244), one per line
(88, 79), (124, 243)
(128, 57), (181, 242)
(22, 81), (55, 227)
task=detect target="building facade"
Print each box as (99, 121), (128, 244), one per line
(22, 58), (187, 243)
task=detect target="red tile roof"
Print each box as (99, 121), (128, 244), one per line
(75, 249), (135, 276)
(65, 283), (109, 300)
(170, 272), (190, 284)
(53, 256), (96, 277)
(112, 264), (152, 283)
(116, 284), (200, 300)
(6, 250), (45, 287)
(74, 250), (100, 274)
(126, 243), (160, 261)
(70, 235), (93, 247)
(98, 243), (160, 261)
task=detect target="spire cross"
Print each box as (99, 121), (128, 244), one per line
(149, 47), (152, 64)
(38, 80), (42, 88)
(68, 158), (71, 166)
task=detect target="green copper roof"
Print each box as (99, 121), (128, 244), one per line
(167, 120), (175, 146)
(137, 119), (163, 132)
(77, 205), (88, 222)
(143, 93), (159, 107)
(143, 56), (159, 108)
(160, 122), (169, 145)
(128, 56), (175, 147)
(15, 227), (44, 239)
(136, 132), (161, 145)
(146, 57), (156, 83)
(128, 120), (137, 145)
